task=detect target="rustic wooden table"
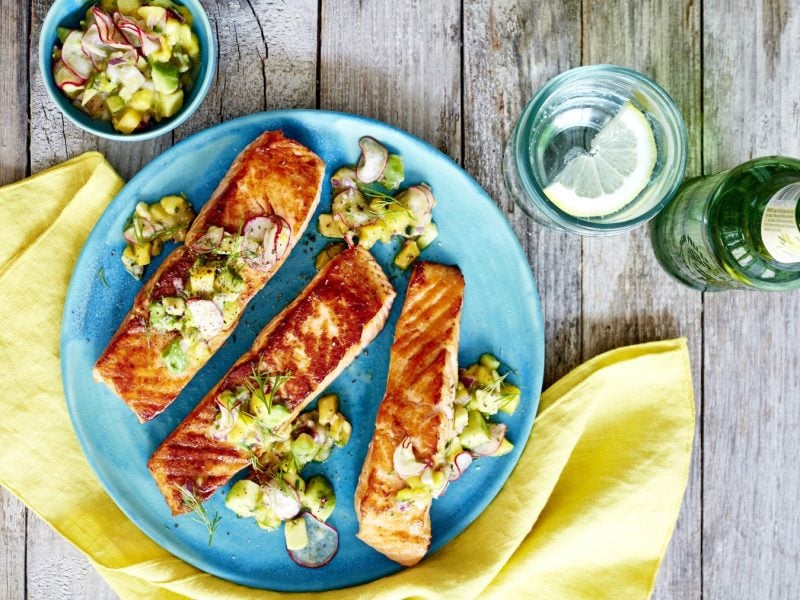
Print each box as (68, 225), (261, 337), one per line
(2, 1), (798, 598)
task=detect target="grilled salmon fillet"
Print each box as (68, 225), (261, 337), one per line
(148, 246), (396, 514)
(94, 131), (325, 422)
(354, 261), (465, 566)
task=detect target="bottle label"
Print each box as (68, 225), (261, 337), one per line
(761, 182), (800, 263)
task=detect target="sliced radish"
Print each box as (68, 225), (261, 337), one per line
(263, 482), (302, 520)
(92, 7), (134, 50)
(192, 226), (224, 251)
(471, 423), (507, 456)
(331, 188), (374, 230)
(62, 82), (85, 98)
(54, 60), (85, 88)
(61, 30), (94, 79)
(115, 14), (162, 56)
(187, 299), (224, 340)
(330, 167), (359, 191)
(393, 436), (426, 479)
(262, 216), (291, 263)
(356, 136), (389, 183)
(399, 185), (434, 229)
(243, 216), (272, 241)
(287, 512), (339, 568)
(81, 24), (108, 59)
(447, 451), (473, 481)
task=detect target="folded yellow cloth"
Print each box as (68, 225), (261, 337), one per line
(0, 154), (694, 599)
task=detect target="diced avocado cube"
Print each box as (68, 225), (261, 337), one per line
(113, 107), (142, 134)
(329, 413), (352, 446)
(318, 213), (343, 238)
(81, 88), (98, 107)
(416, 222), (439, 249)
(454, 404), (468, 434)
(291, 433), (319, 467)
(57, 26), (72, 44)
(149, 301), (181, 333)
(492, 438), (514, 457)
(226, 413), (254, 446)
(106, 95), (126, 114)
(459, 410), (491, 450)
(225, 479), (261, 517)
(378, 154), (405, 190)
(358, 223), (384, 249)
(474, 388), (501, 415)
(302, 475), (336, 522)
(253, 504), (281, 531)
(189, 261), (215, 294)
(183, 32), (200, 58)
(284, 517), (309, 550)
(394, 240), (420, 270)
(499, 384), (521, 415)
(155, 89), (184, 119)
(474, 365), (495, 386)
(249, 398), (290, 430)
(382, 209), (414, 238)
(151, 61), (180, 94)
(162, 296), (185, 316)
(220, 301), (240, 329)
(161, 338), (187, 374)
(317, 394), (338, 425)
(215, 268), (244, 294)
(129, 88), (154, 112)
(117, 0), (141, 15)
(479, 353), (501, 370)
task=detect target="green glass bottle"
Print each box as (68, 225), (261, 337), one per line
(651, 156), (800, 291)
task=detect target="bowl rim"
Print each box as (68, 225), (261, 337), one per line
(38, 0), (216, 142)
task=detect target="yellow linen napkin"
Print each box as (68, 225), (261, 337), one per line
(0, 154), (694, 599)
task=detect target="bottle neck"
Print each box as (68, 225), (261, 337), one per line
(760, 181), (800, 265)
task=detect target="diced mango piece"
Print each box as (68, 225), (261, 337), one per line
(394, 239), (420, 270)
(113, 108), (142, 134)
(128, 88), (154, 112)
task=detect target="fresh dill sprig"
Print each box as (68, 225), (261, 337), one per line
(246, 366), (292, 413)
(174, 483), (221, 547)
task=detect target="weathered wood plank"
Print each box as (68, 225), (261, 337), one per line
(319, 0), (461, 160)
(462, 0), (582, 389)
(580, 2), (703, 598)
(0, 0), (31, 596)
(175, 0), (318, 141)
(702, 1), (800, 598)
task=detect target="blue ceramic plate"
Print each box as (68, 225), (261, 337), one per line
(61, 110), (544, 592)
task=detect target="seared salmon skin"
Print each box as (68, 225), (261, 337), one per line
(354, 261), (465, 566)
(148, 246), (396, 515)
(94, 131), (325, 422)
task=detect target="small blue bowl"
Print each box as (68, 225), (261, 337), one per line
(39, 0), (215, 141)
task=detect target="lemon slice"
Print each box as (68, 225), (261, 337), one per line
(543, 101), (657, 217)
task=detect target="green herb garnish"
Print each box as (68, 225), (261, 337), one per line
(174, 483), (221, 547)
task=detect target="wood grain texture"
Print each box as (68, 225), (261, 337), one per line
(1, 0), (30, 596)
(702, 1), (800, 598)
(580, 1), (704, 597)
(319, 0), (461, 159)
(463, 0), (582, 389)
(580, 1), (703, 598)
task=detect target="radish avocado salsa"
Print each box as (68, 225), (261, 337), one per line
(393, 354), (521, 505)
(52, 0), (201, 134)
(317, 137), (439, 270)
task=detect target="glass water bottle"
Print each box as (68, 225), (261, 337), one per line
(651, 156), (800, 291)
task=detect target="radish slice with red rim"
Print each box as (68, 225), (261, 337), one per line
(81, 24), (108, 59)
(257, 216), (292, 268)
(400, 185), (434, 229)
(287, 512), (339, 568)
(186, 299), (224, 340)
(471, 423), (508, 456)
(356, 136), (389, 183)
(54, 60), (85, 88)
(243, 216), (271, 241)
(61, 30), (94, 79)
(448, 451), (473, 480)
(93, 7), (133, 50)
